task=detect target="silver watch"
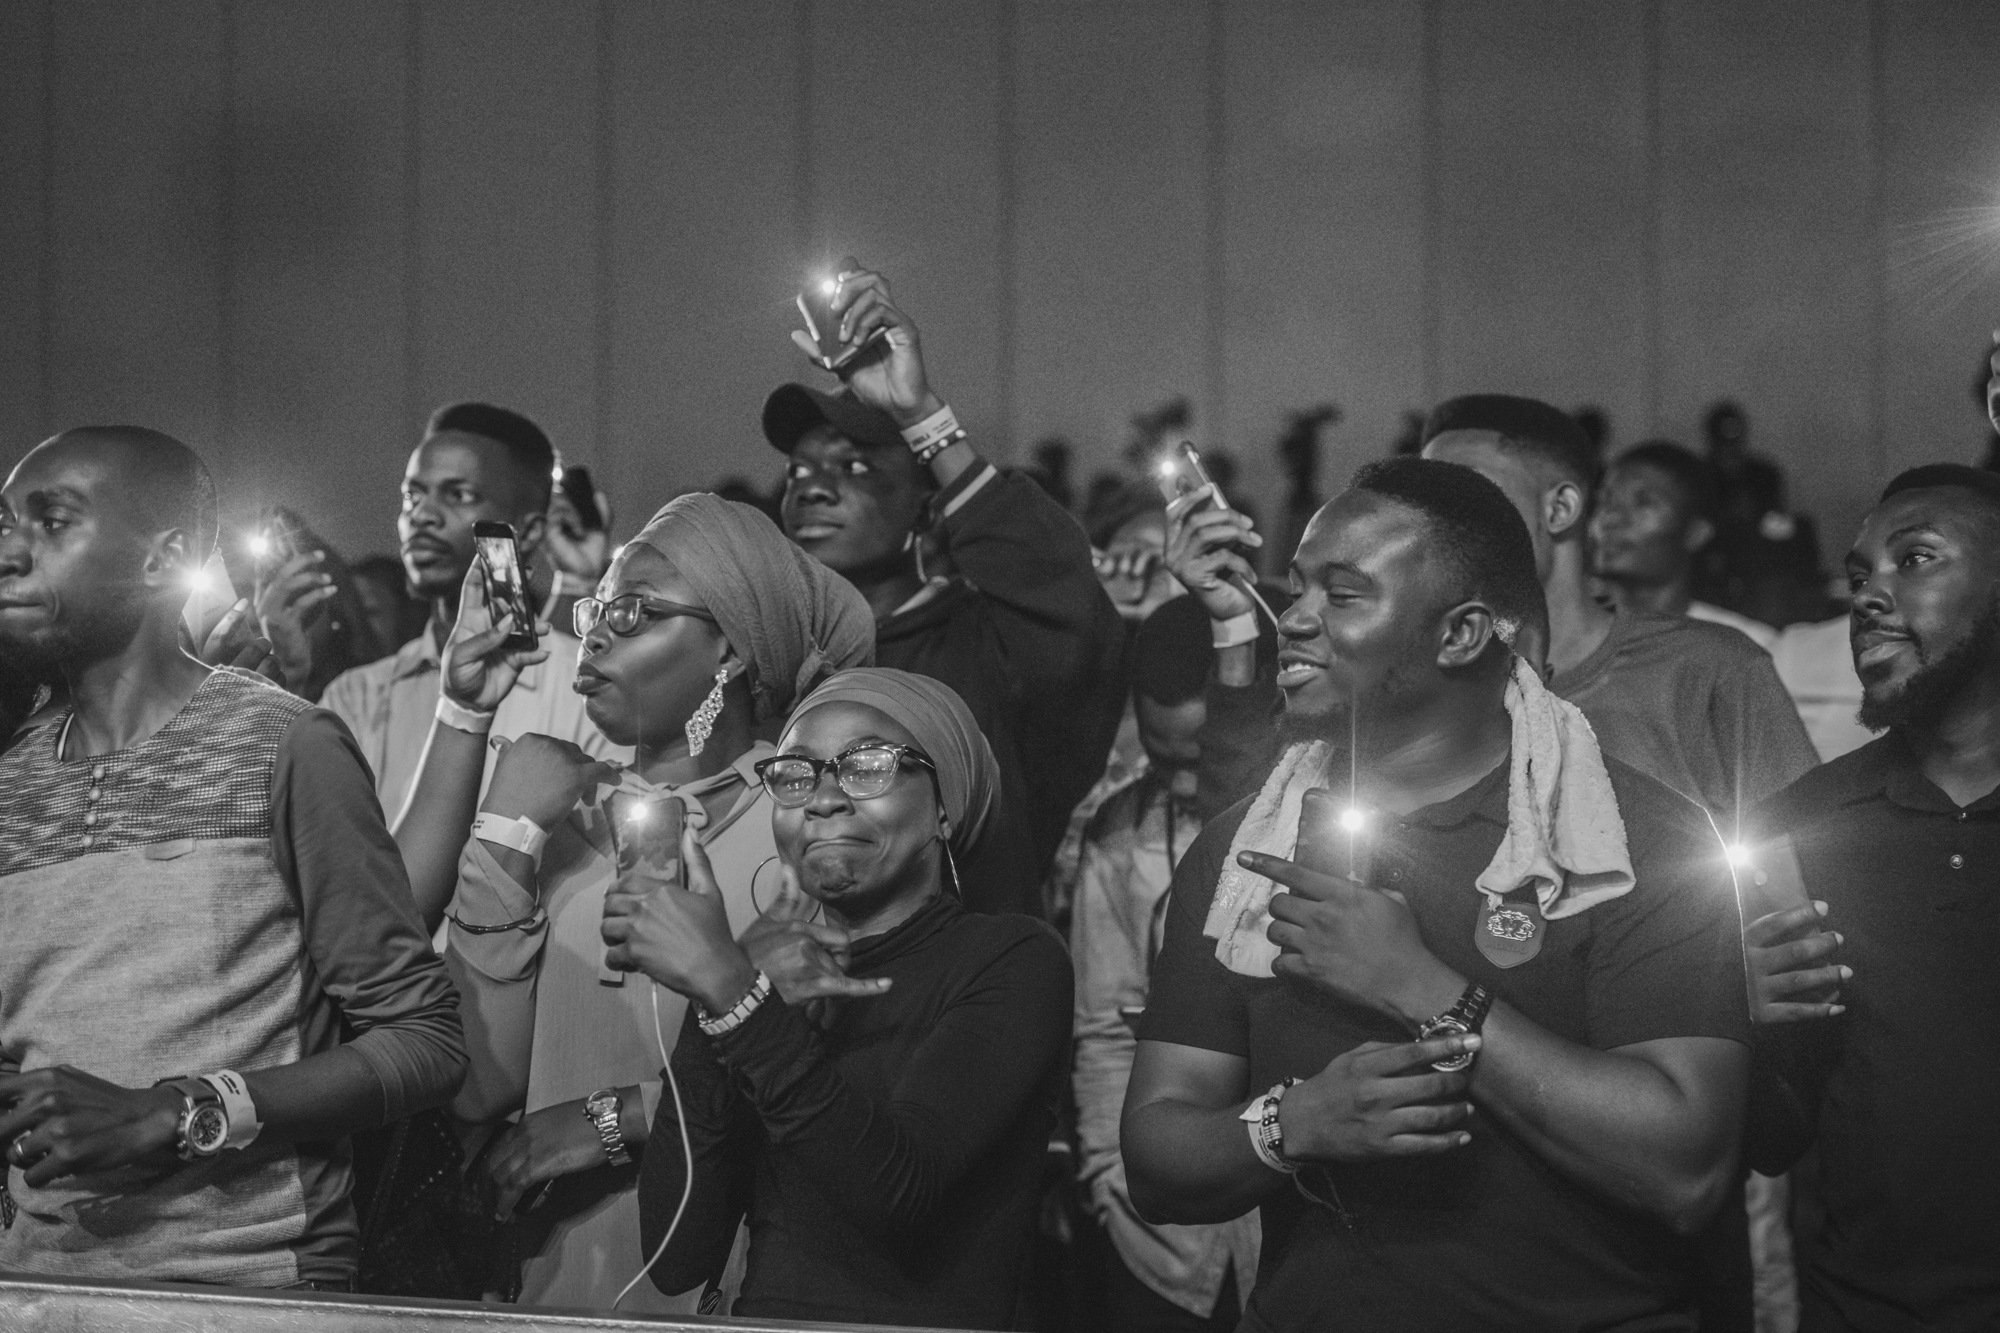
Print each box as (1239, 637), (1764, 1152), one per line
(583, 1088), (631, 1166)
(158, 1077), (228, 1161)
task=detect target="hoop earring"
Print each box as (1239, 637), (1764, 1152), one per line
(685, 667), (730, 758)
(939, 835), (963, 901)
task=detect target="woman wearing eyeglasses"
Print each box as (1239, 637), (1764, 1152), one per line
(610, 668), (1071, 1330)
(391, 493), (872, 1312)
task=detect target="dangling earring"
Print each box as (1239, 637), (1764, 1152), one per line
(685, 667), (729, 757)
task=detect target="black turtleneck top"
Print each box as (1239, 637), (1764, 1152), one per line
(637, 894), (1072, 1330)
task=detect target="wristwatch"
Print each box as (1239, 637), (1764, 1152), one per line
(583, 1088), (632, 1167)
(1418, 981), (1494, 1072)
(155, 1077), (229, 1162)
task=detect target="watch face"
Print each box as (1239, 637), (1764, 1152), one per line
(186, 1105), (230, 1155)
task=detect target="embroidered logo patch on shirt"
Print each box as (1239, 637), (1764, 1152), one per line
(1476, 896), (1545, 968)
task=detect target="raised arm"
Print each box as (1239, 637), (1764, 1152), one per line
(391, 561), (552, 928)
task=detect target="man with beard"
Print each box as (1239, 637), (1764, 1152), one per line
(0, 427), (465, 1288)
(322, 403), (622, 826)
(1745, 464), (2000, 1332)
(1125, 458), (1750, 1332)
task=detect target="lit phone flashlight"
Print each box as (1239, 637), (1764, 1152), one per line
(1294, 788), (1375, 885)
(181, 550), (236, 643)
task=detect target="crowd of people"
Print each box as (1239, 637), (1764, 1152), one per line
(0, 264), (1996, 1333)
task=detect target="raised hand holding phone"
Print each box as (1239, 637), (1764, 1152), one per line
(1737, 835), (1848, 1025)
(440, 557), (550, 715)
(791, 262), (944, 430)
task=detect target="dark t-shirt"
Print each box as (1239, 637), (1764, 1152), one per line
(1752, 736), (2000, 1333)
(1551, 611), (1819, 822)
(1139, 755), (1751, 1333)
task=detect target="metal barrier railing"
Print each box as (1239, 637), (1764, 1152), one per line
(0, 1273), (981, 1333)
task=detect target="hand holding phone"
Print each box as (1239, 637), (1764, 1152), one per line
(473, 522), (540, 652)
(603, 792), (687, 981)
(798, 255), (884, 372)
(1294, 788), (1374, 886)
(1737, 834), (1846, 1023)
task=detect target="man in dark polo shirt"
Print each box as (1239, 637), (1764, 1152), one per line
(1746, 464), (2000, 1333)
(1125, 458), (1751, 1332)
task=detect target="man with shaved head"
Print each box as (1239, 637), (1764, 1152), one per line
(0, 427), (465, 1290)
(1746, 464), (2000, 1332)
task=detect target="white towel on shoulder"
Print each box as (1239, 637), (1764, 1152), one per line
(1202, 657), (1634, 978)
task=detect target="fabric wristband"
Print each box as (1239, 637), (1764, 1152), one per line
(1211, 611), (1258, 649)
(472, 811), (548, 864)
(435, 694), (496, 735)
(1238, 1079), (1301, 1174)
(899, 404), (962, 454)
(198, 1070), (263, 1150)
(697, 972), (773, 1038)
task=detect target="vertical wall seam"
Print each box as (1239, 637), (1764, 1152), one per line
(401, 0), (422, 433)
(593, 0), (615, 473)
(1202, 0), (1227, 452)
(217, 0), (236, 469)
(993, 0), (1017, 458)
(1866, 0), (1888, 484)
(37, 0), (55, 436)
(1640, 0), (1662, 434)
(793, 0), (813, 259)
(1419, 0), (1440, 406)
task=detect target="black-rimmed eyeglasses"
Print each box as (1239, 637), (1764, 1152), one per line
(754, 744), (938, 808)
(573, 593), (717, 638)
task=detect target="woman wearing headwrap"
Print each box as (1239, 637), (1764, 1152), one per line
(392, 493), (873, 1313)
(609, 668), (1072, 1330)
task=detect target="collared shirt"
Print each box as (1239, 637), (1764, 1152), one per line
(1141, 753), (1750, 1333)
(321, 627), (626, 821)
(1071, 766), (1260, 1318)
(445, 743), (779, 1316)
(1754, 735), (2000, 1333)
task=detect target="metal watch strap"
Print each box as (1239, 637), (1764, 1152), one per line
(1420, 981), (1494, 1072)
(697, 972), (774, 1038)
(583, 1089), (632, 1167)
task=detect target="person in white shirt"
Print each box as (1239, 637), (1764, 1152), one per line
(320, 403), (624, 837)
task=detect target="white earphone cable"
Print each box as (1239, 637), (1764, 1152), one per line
(610, 982), (693, 1309)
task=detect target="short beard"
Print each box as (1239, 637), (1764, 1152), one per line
(1858, 598), (2000, 734)
(3, 589), (147, 680)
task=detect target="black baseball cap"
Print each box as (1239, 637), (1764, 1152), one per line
(761, 384), (905, 454)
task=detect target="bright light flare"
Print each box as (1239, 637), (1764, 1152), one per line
(819, 277), (840, 297)
(1157, 457), (1179, 479)
(1339, 807), (1367, 833)
(247, 532), (271, 559)
(186, 567), (216, 595)
(1725, 842), (1753, 869)
(626, 802), (650, 826)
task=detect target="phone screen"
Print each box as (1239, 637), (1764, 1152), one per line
(1736, 834), (1812, 926)
(607, 791), (686, 884)
(796, 254), (884, 371)
(1156, 440), (1223, 509)
(181, 550), (236, 644)
(1293, 788), (1373, 885)
(473, 522), (539, 651)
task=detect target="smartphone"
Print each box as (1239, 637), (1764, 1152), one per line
(473, 521), (539, 651)
(1156, 440), (1223, 509)
(607, 790), (686, 884)
(560, 465), (605, 533)
(1735, 834), (1812, 927)
(796, 254), (884, 371)
(181, 550), (237, 644)
(1294, 787), (1373, 885)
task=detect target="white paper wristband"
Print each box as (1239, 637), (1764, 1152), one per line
(899, 404), (961, 453)
(472, 812), (548, 864)
(199, 1070), (263, 1150)
(435, 694), (496, 735)
(1211, 611), (1258, 649)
